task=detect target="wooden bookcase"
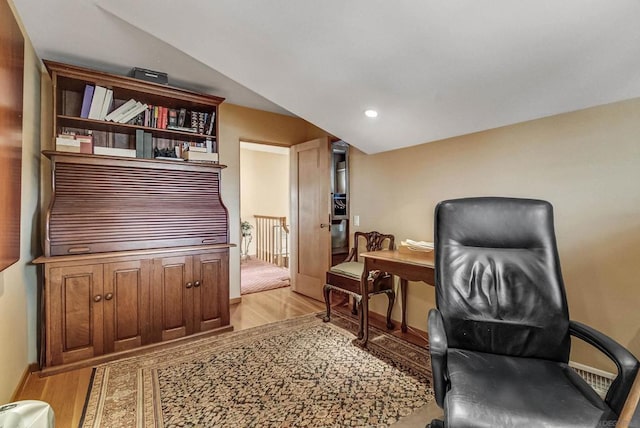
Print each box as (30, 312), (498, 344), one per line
(35, 62), (233, 372)
(44, 60), (224, 156)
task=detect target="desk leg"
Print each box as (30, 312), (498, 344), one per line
(401, 278), (408, 333)
(357, 259), (370, 346)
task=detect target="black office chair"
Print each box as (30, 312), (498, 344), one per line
(428, 197), (639, 427)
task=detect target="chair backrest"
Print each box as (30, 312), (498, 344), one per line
(434, 197), (570, 362)
(352, 231), (395, 262)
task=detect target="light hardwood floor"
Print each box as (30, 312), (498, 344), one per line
(12, 287), (441, 426)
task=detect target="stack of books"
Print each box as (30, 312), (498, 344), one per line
(181, 139), (218, 163)
(56, 133), (93, 154)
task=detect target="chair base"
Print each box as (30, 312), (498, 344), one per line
(426, 419), (444, 428)
(323, 283), (395, 338)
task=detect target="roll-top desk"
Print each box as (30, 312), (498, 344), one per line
(34, 152), (233, 371)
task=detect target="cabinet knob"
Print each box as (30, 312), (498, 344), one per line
(194, 281), (201, 288)
(186, 282), (193, 289)
(93, 295), (102, 302)
(104, 293), (113, 301)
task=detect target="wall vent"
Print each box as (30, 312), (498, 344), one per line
(570, 361), (615, 399)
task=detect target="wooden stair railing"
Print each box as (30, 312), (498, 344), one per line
(254, 215), (289, 268)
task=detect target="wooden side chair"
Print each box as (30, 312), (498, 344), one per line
(322, 231), (395, 339)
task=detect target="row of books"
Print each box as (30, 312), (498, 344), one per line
(79, 84), (216, 135)
(55, 132), (218, 163)
(129, 105), (216, 135)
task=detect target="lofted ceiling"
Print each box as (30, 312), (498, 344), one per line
(12, 0), (640, 154)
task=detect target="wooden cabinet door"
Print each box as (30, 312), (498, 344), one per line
(103, 260), (151, 353)
(47, 264), (104, 366)
(152, 255), (193, 341)
(193, 251), (229, 332)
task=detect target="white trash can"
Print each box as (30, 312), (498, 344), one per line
(0, 400), (54, 428)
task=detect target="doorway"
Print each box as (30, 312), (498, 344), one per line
(239, 141), (291, 295)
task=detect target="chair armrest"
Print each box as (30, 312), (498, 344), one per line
(344, 247), (357, 263)
(428, 309), (449, 408)
(570, 320), (639, 415)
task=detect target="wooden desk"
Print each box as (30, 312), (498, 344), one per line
(358, 249), (435, 346)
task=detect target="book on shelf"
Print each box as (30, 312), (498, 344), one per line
(155, 156), (184, 161)
(205, 111), (216, 135)
(118, 102), (148, 124)
(168, 109), (177, 127)
(187, 146), (208, 153)
(105, 98), (136, 122)
(143, 107), (151, 127)
(55, 136), (80, 153)
(162, 107), (169, 129)
(190, 111), (197, 130)
(186, 141), (208, 152)
(199, 112), (205, 133)
(143, 131), (153, 159)
(75, 134), (93, 154)
(56, 133), (76, 140)
(166, 125), (197, 133)
(93, 146), (136, 158)
(80, 85), (94, 118)
(135, 129), (144, 158)
(98, 89), (113, 120)
(177, 108), (187, 127)
(156, 106), (164, 129)
(87, 85), (107, 119)
(182, 151), (219, 163)
(157, 106), (166, 129)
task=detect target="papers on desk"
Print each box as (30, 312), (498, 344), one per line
(400, 239), (434, 252)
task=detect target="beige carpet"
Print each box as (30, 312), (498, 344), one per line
(240, 257), (290, 295)
(80, 312), (433, 427)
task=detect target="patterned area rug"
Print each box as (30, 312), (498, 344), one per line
(241, 257), (290, 294)
(81, 313), (433, 427)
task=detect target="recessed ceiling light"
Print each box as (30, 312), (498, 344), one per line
(364, 109), (378, 118)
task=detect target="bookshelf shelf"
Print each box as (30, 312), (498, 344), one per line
(45, 60), (223, 159)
